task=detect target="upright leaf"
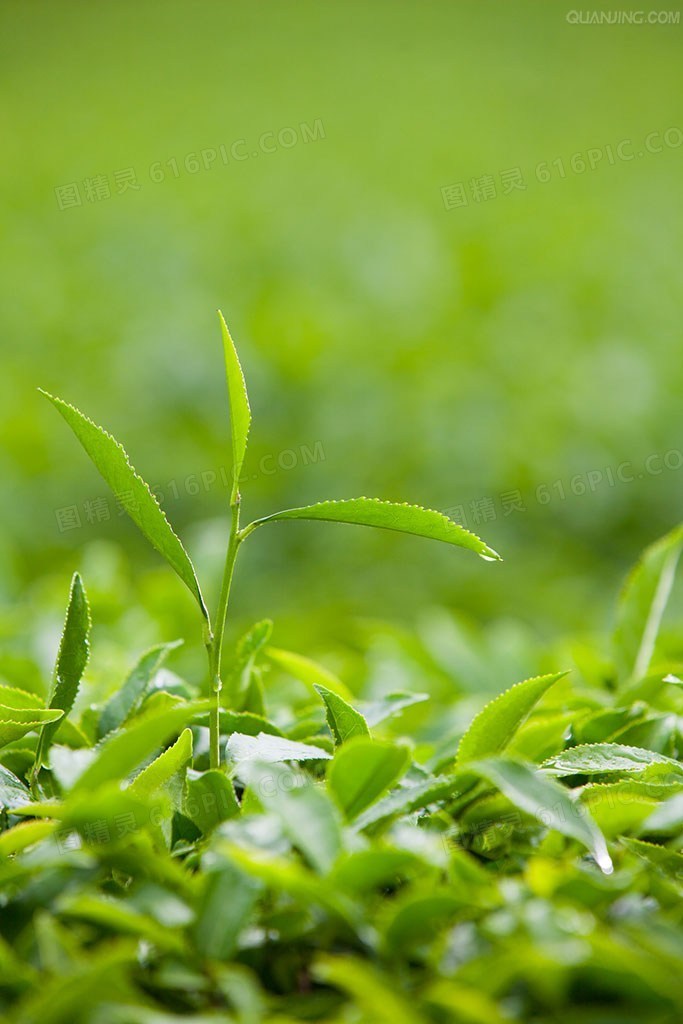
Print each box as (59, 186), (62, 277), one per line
(40, 391), (207, 620)
(218, 311), (251, 495)
(315, 684), (370, 745)
(70, 700), (210, 795)
(129, 728), (193, 798)
(243, 498), (501, 560)
(36, 573), (91, 766)
(466, 757), (613, 873)
(241, 760), (343, 873)
(98, 639), (183, 739)
(614, 525), (683, 684)
(456, 672), (566, 766)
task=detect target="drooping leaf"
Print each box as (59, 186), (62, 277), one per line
(98, 639), (183, 739)
(35, 572), (91, 764)
(327, 738), (411, 821)
(70, 700), (210, 795)
(542, 743), (682, 778)
(218, 310), (251, 495)
(40, 390), (207, 619)
(314, 684), (370, 745)
(466, 757), (613, 873)
(614, 525), (683, 684)
(243, 497), (500, 561)
(265, 646), (353, 700)
(240, 760), (343, 873)
(456, 672), (566, 765)
(226, 731), (332, 766)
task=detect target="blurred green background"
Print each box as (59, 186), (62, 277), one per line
(1, 1), (683, 688)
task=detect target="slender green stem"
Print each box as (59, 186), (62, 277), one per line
(207, 498), (241, 769)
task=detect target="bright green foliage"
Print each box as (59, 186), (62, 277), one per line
(614, 524), (683, 684)
(244, 497), (501, 560)
(456, 671), (566, 765)
(40, 391), (208, 619)
(219, 310), (252, 498)
(98, 639), (183, 738)
(465, 757), (612, 873)
(327, 737), (411, 820)
(314, 684), (370, 744)
(35, 572), (90, 766)
(7, 321), (683, 1021)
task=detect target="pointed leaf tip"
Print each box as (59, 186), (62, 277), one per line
(243, 497), (500, 561)
(41, 389), (207, 621)
(218, 311), (251, 496)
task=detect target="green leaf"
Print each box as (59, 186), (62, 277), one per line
(382, 889), (466, 954)
(240, 760), (343, 873)
(313, 956), (423, 1024)
(226, 731), (332, 766)
(265, 646), (353, 700)
(194, 858), (259, 960)
(0, 763), (31, 809)
(614, 525), (683, 684)
(0, 684), (44, 711)
(353, 776), (462, 831)
(40, 390), (207, 619)
(314, 684), (370, 745)
(98, 639), (183, 739)
(327, 738), (411, 821)
(640, 791), (683, 835)
(0, 706), (64, 750)
(244, 497), (501, 561)
(0, 819), (57, 856)
(218, 310), (251, 496)
(466, 757), (613, 873)
(360, 691), (429, 728)
(58, 894), (185, 952)
(542, 743), (682, 777)
(129, 728), (193, 798)
(184, 769), (239, 834)
(456, 672), (566, 766)
(70, 700), (210, 794)
(225, 619), (272, 707)
(35, 572), (91, 764)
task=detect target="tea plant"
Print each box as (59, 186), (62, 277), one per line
(1, 316), (683, 1021)
(39, 313), (500, 769)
